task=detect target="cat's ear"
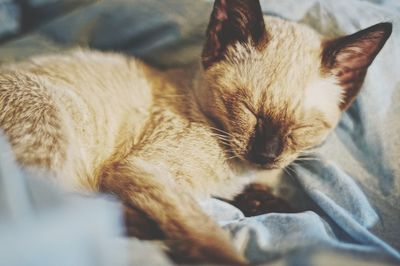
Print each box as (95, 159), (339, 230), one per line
(202, 0), (268, 69)
(322, 22), (392, 110)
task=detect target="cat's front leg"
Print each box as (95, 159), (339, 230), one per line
(99, 156), (247, 265)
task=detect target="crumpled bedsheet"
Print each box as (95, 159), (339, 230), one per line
(0, 0), (399, 265)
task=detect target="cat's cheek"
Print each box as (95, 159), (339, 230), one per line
(228, 139), (246, 161)
(275, 153), (300, 169)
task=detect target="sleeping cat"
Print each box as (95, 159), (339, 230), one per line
(0, 0), (391, 264)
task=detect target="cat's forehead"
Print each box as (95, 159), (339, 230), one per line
(225, 17), (323, 91)
(221, 40), (320, 113)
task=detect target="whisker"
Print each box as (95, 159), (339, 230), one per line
(297, 158), (321, 162)
(214, 137), (231, 143)
(283, 167), (296, 182)
(218, 141), (231, 146)
(297, 155), (320, 160)
(208, 126), (236, 138)
(209, 126), (228, 134)
(226, 155), (240, 161)
(211, 134), (230, 141)
(288, 166), (299, 179)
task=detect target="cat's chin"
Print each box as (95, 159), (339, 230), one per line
(248, 158), (295, 171)
(255, 163), (282, 171)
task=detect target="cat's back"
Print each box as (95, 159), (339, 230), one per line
(0, 49), (155, 189)
(1, 49), (154, 113)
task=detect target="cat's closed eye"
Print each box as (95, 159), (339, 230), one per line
(241, 102), (257, 118)
(289, 121), (330, 149)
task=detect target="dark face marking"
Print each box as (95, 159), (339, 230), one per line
(247, 118), (283, 166)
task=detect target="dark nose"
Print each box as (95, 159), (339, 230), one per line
(248, 119), (282, 165)
(249, 135), (281, 165)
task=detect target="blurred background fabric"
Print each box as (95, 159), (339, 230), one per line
(0, 0), (20, 40)
(0, 131), (126, 266)
(0, 0), (212, 67)
(0, 0), (399, 265)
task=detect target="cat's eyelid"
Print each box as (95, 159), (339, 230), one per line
(242, 101), (257, 117)
(292, 119), (330, 131)
(291, 124), (312, 131)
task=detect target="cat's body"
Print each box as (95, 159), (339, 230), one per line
(0, 50), (246, 198)
(0, 0), (392, 264)
(0, 49), (252, 264)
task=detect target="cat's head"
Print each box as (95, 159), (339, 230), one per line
(196, 0), (392, 169)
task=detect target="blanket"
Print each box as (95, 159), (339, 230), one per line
(0, 0), (399, 265)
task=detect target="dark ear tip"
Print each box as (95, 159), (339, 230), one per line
(379, 22), (392, 31)
(374, 22), (393, 39)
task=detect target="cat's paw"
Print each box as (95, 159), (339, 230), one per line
(230, 183), (294, 216)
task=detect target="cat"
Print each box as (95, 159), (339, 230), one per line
(0, 0), (392, 264)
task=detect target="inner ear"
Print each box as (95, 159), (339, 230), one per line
(321, 22), (392, 110)
(202, 0), (268, 69)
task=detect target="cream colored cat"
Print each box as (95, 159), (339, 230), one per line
(0, 0), (392, 264)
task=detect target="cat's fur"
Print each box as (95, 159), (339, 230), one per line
(0, 0), (392, 264)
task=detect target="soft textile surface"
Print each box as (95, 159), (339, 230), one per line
(0, 0), (399, 265)
(0, 133), (126, 266)
(0, 0), (19, 40)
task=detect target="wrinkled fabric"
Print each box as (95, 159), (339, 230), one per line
(0, 0), (399, 265)
(0, 0), (19, 39)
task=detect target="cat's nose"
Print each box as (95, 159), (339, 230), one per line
(249, 135), (281, 165)
(251, 152), (276, 165)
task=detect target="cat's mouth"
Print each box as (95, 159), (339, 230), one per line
(208, 123), (287, 170)
(226, 155), (280, 170)
(245, 157), (282, 170)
